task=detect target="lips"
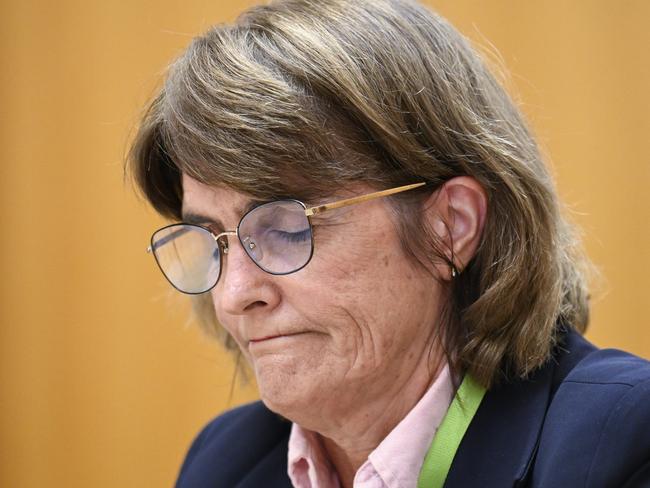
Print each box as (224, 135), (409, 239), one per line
(248, 332), (307, 344)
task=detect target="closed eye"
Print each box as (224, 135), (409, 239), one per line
(270, 228), (311, 243)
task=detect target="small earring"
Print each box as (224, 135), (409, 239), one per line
(451, 265), (458, 278)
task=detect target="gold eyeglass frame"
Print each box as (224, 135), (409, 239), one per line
(303, 182), (426, 216)
(146, 182), (427, 294)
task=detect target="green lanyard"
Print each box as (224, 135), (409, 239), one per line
(417, 374), (487, 488)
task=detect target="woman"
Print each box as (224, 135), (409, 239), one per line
(128, 0), (650, 486)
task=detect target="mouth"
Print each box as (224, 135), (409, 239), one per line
(248, 331), (309, 345)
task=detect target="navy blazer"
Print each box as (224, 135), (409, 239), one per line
(175, 330), (650, 487)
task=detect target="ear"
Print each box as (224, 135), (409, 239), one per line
(423, 176), (487, 280)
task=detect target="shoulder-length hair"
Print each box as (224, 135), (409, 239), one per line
(128, 0), (590, 388)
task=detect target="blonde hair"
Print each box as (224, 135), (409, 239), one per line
(128, 0), (590, 388)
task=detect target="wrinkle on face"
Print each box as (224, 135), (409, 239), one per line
(337, 306), (379, 380)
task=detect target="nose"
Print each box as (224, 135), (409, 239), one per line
(213, 233), (281, 316)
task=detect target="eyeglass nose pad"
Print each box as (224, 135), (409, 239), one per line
(217, 235), (229, 255)
(242, 235), (263, 261)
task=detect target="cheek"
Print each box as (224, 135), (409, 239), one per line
(310, 219), (408, 295)
(296, 242), (425, 351)
(310, 224), (396, 285)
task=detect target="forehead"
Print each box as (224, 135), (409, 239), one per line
(181, 172), (385, 227)
(181, 173), (256, 225)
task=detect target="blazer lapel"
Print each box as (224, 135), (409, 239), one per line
(443, 361), (554, 487)
(444, 329), (597, 487)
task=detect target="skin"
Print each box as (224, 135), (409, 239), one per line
(181, 173), (487, 488)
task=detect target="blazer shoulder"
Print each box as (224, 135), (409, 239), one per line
(188, 400), (285, 448)
(572, 349), (650, 486)
(564, 345), (650, 386)
(176, 401), (292, 488)
(533, 346), (650, 487)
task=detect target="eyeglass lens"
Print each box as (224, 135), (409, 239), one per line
(150, 200), (313, 294)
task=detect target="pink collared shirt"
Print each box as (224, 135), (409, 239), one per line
(287, 363), (455, 488)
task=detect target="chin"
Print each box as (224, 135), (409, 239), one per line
(253, 356), (324, 420)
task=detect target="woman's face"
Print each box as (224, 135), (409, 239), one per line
(182, 174), (445, 424)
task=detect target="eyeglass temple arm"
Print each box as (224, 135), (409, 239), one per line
(304, 182), (427, 217)
(146, 182), (428, 251)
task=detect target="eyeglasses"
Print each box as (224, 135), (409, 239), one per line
(147, 182), (427, 294)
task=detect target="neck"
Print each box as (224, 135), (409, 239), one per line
(317, 355), (445, 488)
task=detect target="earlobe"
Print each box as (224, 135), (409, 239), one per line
(423, 177), (487, 279)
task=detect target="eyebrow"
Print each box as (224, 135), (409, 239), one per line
(181, 211), (224, 228)
(181, 201), (262, 229)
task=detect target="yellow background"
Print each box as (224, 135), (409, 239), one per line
(1, 1), (648, 487)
